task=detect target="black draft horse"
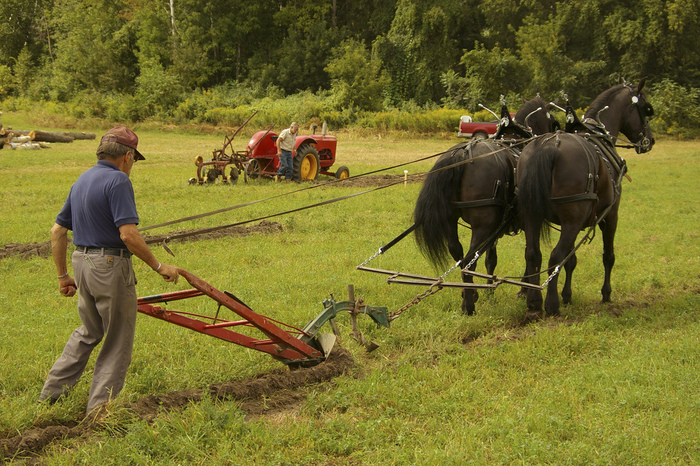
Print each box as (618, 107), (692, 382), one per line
(516, 79), (654, 317)
(413, 96), (559, 315)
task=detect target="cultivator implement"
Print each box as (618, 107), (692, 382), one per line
(137, 269), (389, 368)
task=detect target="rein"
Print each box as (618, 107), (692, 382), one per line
(141, 136), (535, 238)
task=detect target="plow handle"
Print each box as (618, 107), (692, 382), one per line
(223, 110), (259, 152)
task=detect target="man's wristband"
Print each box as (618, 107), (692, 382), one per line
(57, 272), (69, 279)
(155, 262), (162, 272)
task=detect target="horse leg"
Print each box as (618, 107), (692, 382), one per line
(459, 240), (488, 316)
(599, 213), (618, 303)
(561, 252), (577, 305)
(523, 224), (543, 312)
(460, 262), (478, 316)
(484, 240), (498, 282)
(445, 224), (478, 315)
(517, 265), (528, 299)
(544, 225), (579, 316)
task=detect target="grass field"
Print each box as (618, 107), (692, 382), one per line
(1, 111), (699, 464)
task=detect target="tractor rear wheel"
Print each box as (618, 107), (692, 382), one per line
(293, 144), (320, 181)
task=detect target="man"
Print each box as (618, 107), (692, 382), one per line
(39, 126), (179, 415)
(275, 121), (299, 181)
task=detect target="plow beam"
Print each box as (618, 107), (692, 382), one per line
(137, 269), (325, 366)
(462, 270), (544, 290)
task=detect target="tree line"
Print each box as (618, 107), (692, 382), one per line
(1, 0), (699, 134)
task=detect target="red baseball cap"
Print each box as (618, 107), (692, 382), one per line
(100, 126), (145, 160)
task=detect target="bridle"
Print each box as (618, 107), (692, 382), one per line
(622, 83), (654, 153)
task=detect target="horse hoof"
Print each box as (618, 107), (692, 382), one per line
(527, 302), (543, 312)
(522, 311), (542, 324)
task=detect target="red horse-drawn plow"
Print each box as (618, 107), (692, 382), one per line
(137, 269), (388, 368)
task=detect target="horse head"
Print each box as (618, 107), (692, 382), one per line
(515, 96), (560, 136)
(586, 78), (655, 153)
(621, 78), (655, 153)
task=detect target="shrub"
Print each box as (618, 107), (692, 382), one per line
(353, 107), (466, 133)
(135, 59), (184, 120)
(0, 65), (13, 98)
(201, 106), (256, 126)
(325, 39), (387, 112)
(650, 79), (700, 139)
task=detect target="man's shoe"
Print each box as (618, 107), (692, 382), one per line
(38, 394), (61, 405)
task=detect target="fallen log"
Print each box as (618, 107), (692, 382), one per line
(10, 142), (42, 150)
(29, 130), (74, 143)
(65, 132), (96, 140)
(2, 131), (24, 144)
(0, 128), (95, 146)
(8, 135), (32, 143)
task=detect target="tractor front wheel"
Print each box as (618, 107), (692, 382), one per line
(244, 159), (260, 183)
(293, 144), (320, 181)
(334, 166), (350, 180)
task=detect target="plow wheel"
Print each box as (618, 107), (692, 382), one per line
(204, 167), (220, 183)
(229, 167), (239, 185)
(244, 159), (260, 183)
(294, 144), (320, 181)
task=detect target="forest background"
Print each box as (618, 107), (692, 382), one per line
(1, 0), (699, 137)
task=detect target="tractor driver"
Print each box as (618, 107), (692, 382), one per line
(39, 126), (179, 417)
(276, 121), (299, 181)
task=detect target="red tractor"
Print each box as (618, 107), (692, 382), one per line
(190, 120), (349, 185)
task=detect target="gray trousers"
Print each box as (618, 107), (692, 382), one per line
(40, 250), (137, 413)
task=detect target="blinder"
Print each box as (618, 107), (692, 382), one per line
(639, 101), (654, 118)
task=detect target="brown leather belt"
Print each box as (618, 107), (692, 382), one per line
(76, 246), (132, 258)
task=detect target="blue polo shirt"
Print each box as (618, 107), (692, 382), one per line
(56, 160), (139, 248)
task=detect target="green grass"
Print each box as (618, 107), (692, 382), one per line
(1, 112), (699, 464)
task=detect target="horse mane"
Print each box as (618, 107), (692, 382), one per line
(584, 84), (626, 119)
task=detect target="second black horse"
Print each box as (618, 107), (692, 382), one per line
(516, 78), (654, 317)
(413, 96), (559, 315)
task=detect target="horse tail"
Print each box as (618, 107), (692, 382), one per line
(413, 151), (465, 269)
(518, 145), (558, 241)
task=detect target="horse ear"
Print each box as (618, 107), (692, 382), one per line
(638, 77), (647, 92)
(618, 74), (624, 85)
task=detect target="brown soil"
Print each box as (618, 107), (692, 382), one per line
(0, 174), (425, 262)
(0, 220), (283, 262)
(1, 347), (354, 461)
(328, 173), (425, 188)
